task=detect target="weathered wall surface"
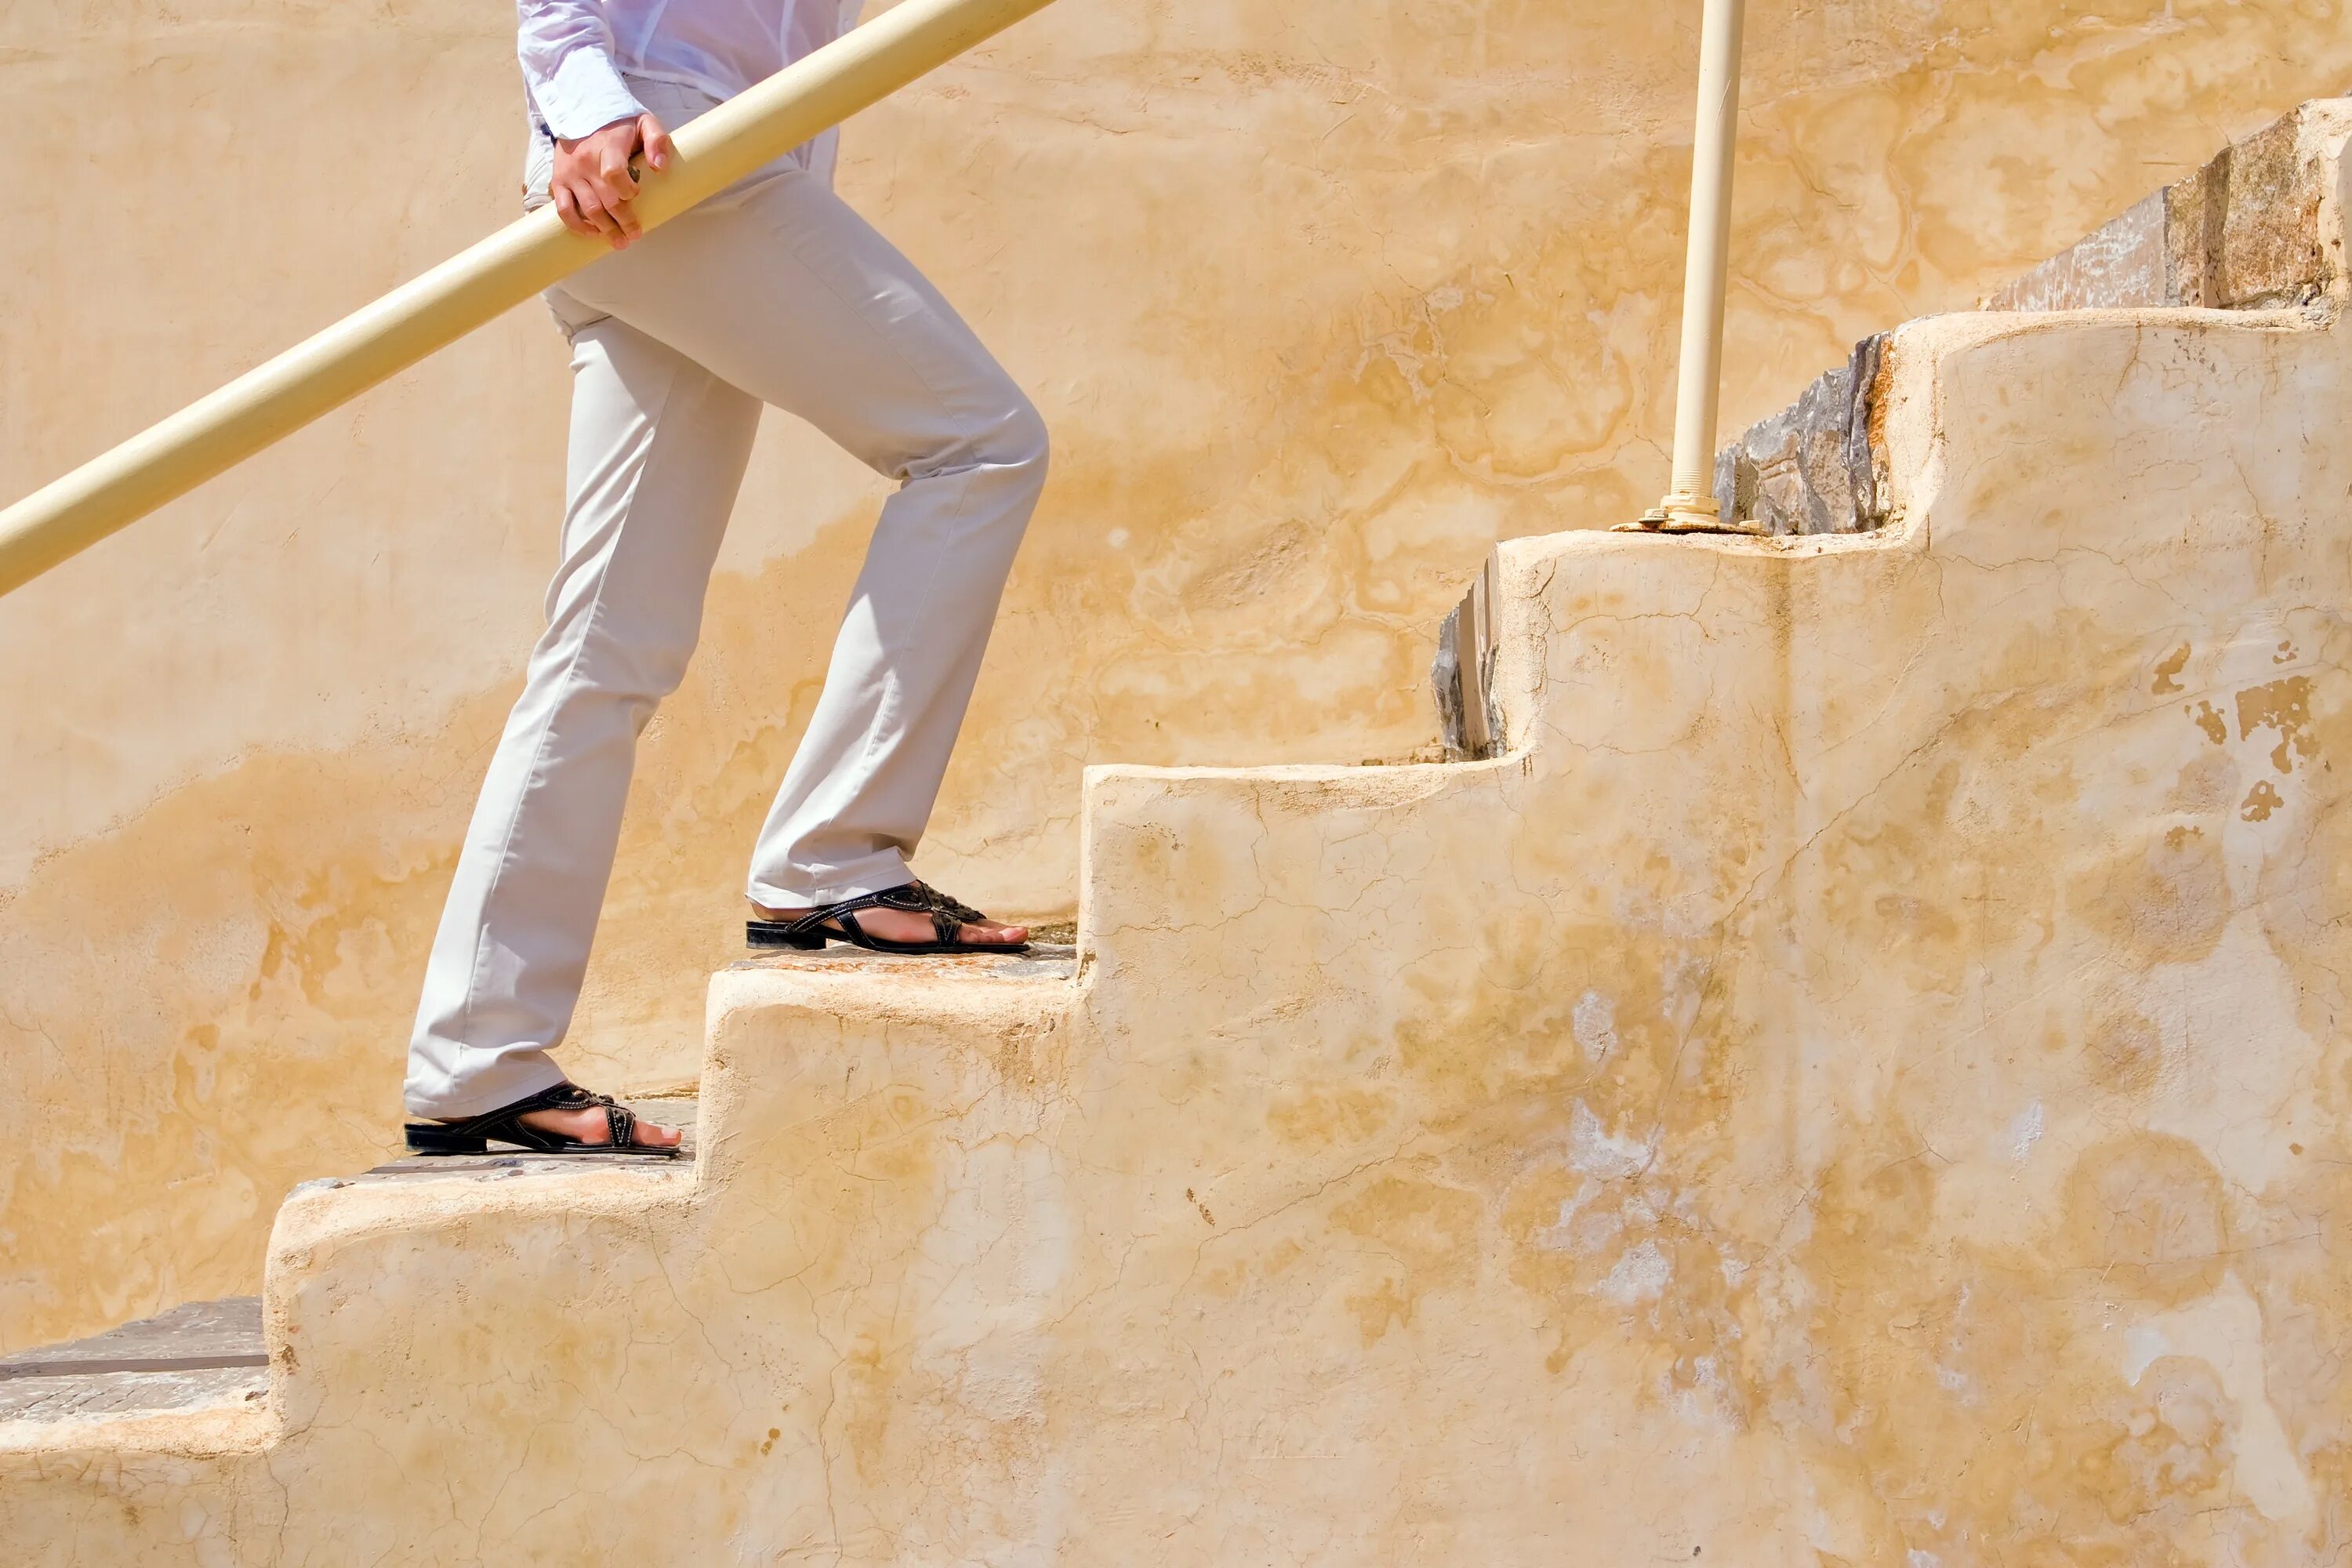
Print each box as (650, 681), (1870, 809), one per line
(10, 294), (2352, 1562)
(7, 0), (2352, 1355)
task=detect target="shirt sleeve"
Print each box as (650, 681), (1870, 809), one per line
(517, 1), (646, 140)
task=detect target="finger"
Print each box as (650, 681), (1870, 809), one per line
(638, 114), (675, 172)
(572, 189), (625, 246)
(593, 147), (643, 243)
(560, 182), (612, 242)
(551, 183), (594, 240)
(599, 145), (637, 198)
(590, 176), (643, 242)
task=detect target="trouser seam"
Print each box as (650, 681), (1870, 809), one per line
(749, 188), (1006, 891)
(451, 350), (688, 1058)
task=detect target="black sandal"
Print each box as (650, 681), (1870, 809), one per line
(746, 880), (1029, 956)
(403, 1082), (681, 1157)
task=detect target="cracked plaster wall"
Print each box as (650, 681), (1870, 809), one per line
(10, 283), (2352, 1562)
(9, 0), (2352, 1363)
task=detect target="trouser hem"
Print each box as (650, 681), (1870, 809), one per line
(746, 848), (913, 909)
(404, 1051), (570, 1120)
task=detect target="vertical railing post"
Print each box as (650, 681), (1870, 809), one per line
(1632, 0), (1759, 534)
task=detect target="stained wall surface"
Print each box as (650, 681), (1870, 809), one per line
(10, 289), (2352, 1563)
(7, 0), (2352, 1355)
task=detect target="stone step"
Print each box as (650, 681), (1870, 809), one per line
(351, 947), (1076, 1177)
(1433, 100), (2352, 754)
(354, 1094), (706, 1177)
(0, 1298), (265, 1421)
(1708, 96), (2349, 538)
(20, 94), (2352, 1557)
(731, 938), (1077, 982)
(0, 1076), (773, 1427)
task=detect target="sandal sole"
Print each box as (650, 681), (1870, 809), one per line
(400, 1129), (681, 1159)
(745, 920), (1028, 957)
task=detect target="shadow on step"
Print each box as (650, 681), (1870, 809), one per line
(0, 1297), (267, 1421)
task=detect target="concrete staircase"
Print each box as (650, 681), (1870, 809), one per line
(13, 100), (2352, 1564)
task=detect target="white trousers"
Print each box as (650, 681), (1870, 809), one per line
(405, 83), (1047, 1116)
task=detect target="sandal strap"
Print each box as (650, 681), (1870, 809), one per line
(913, 881), (989, 926)
(436, 1082), (652, 1152)
(436, 1081), (592, 1138)
(787, 882), (960, 946)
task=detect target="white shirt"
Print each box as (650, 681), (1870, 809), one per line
(518, 0), (862, 141)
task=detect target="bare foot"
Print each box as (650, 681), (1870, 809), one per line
(514, 1105), (683, 1151)
(752, 901), (1028, 949)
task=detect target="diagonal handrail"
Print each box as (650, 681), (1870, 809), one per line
(0, 0), (1062, 601)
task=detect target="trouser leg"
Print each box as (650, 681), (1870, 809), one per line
(405, 307), (760, 1116)
(554, 165), (1051, 908)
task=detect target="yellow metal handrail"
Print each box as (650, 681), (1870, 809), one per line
(0, 0), (1062, 601)
(1632, 0), (1757, 535)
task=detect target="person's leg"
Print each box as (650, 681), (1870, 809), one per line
(405, 299), (760, 1120)
(556, 167), (1049, 935)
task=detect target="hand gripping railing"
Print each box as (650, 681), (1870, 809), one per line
(0, 0), (1062, 601)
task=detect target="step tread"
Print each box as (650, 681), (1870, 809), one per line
(729, 939), (1076, 982)
(1710, 96), (2348, 537)
(0, 1298), (266, 1421)
(360, 1096), (702, 1178)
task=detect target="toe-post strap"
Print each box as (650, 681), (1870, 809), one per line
(913, 880), (988, 927)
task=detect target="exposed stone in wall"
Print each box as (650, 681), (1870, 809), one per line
(1706, 97), (2352, 539)
(16, 298), (2352, 1559)
(1984, 100), (2351, 311)
(1986, 190), (2172, 310)
(1711, 333), (1891, 536)
(1432, 554), (1502, 760)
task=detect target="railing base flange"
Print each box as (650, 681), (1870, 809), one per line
(1614, 495), (1770, 536)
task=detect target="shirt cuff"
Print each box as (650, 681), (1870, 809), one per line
(532, 48), (646, 141)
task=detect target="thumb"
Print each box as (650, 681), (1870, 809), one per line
(639, 114), (674, 172)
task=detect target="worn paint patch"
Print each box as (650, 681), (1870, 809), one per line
(2237, 676), (2318, 774)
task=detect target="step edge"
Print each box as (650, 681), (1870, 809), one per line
(0, 1397), (273, 1457)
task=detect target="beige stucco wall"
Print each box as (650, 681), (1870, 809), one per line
(11, 278), (2352, 1559)
(6, 0), (2352, 1356)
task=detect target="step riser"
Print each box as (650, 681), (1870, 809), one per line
(15, 321), (2352, 1568)
(21, 91), (2352, 1568)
